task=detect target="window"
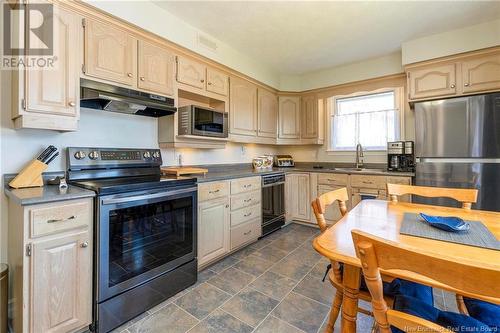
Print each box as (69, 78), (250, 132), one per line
(329, 90), (401, 151)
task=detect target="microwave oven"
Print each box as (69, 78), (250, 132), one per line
(178, 105), (228, 138)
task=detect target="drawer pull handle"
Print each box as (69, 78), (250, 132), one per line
(47, 215), (76, 223)
(362, 181), (373, 184)
(243, 230), (252, 236)
(243, 184), (252, 188)
(80, 241), (89, 248)
(209, 189), (220, 194)
(244, 212), (252, 217)
(244, 198), (252, 203)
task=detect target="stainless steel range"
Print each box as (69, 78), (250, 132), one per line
(67, 147), (198, 333)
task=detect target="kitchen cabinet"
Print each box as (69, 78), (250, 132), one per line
(407, 64), (457, 100)
(462, 53), (500, 93)
(138, 40), (175, 96)
(8, 198), (93, 333)
(177, 56), (229, 96)
(230, 76), (258, 136)
(12, 6), (81, 131)
(84, 19), (137, 86)
(350, 174), (411, 208)
(206, 67), (229, 96)
(285, 173), (311, 222)
(198, 195), (230, 267)
(278, 96), (301, 139)
(301, 94), (319, 139)
(257, 88), (278, 139)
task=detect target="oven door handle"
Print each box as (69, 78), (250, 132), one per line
(262, 181), (285, 188)
(101, 187), (197, 205)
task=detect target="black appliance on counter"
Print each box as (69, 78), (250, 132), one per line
(387, 141), (415, 172)
(261, 173), (286, 236)
(67, 147), (197, 333)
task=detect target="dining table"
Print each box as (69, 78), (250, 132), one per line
(312, 199), (500, 333)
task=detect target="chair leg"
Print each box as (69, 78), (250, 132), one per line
(456, 294), (469, 315)
(325, 289), (343, 333)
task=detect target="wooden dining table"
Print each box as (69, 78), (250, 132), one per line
(312, 199), (500, 333)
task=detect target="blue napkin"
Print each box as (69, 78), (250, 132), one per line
(419, 213), (470, 232)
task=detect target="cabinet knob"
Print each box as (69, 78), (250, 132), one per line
(225, 204), (229, 208)
(200, 79), (205, 83)
(68, 101), (76, 107)
(464, 83), (470, 87)
(127, 73), (133, 78)
(140, 77), (145, 81)
(80, 241), (89, 248)
(208, 82), (212, 85)
(450, 84), (455, 88)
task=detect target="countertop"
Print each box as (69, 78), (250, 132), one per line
(4, 172), (95, 206)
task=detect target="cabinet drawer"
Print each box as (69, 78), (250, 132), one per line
(317, 173), (348, 186)
(199, 181), (229, 202)
(230, 176), (261, 195)
(231, 203), (261, 227)
(231, 219), (261, 250)
(386, 176), (411, 186)
(29, 199), (92, 238)
(231, 190), (261, 211)
(350, 175), (386, 189)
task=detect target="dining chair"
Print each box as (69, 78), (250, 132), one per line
(387, 183), (479, 314)
(352, 229), (499, 333)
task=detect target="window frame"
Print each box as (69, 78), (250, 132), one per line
(326, 87), (405, 153)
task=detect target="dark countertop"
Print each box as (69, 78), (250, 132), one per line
(4, 172), (96, 206)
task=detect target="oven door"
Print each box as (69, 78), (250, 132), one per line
(191, 107), (228, 138)
(97, 186), (197, 302)
(262, 180), (285, 224)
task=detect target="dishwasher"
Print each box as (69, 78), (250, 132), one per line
(261, 173), (286, 237)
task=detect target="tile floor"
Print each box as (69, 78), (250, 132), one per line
(112, 223), (458, 333)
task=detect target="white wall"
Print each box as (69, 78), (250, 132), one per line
(402, 19), (500, 65)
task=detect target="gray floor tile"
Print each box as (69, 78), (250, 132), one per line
(221, 288), (280, 327)
(254, 316), (305, 333)
(188, 309), (253, 333)
(252, 244), (290, 263)
(128, 303), (198, 333)
(287, 244), (322, 267)
(175, 283), (231, 319)
(249, 271), (297, 300)
(110, 312), (150, 332)
(230, 247), (257, 260)
(270, 237), (303, 252)
(207, 267), (255, 295)
(232, 255), (274, 276)
(207, 256), (240, 273)
(198, 269), (217, 283)
(331, 312), (374, 332)
(249, 237), (275, 250)
(272, 292), (330, 333)
(293, 265), (335, 306)
(271, 256), (312, 281)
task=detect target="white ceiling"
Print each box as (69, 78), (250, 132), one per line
(153, 1), (500, 75)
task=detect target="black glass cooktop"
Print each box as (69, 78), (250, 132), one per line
(71, 175), (196, 195)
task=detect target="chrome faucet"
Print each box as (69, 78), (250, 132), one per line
(355, 143), (364, 169)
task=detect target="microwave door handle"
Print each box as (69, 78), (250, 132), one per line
(102, 187), (197, 205)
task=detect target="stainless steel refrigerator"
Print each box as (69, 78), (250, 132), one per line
(414, 92), (500, 212)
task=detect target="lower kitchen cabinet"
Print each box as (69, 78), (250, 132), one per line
(8, 198), (93, 333)
(197, 196), (230, 267)
(285, 173), (311, 222)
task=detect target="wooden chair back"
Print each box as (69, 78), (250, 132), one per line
(311, 187), (349, 232)
(387, 183), (478, 209)
(351, 229), (500, 333)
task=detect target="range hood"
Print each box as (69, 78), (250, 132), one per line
(80, 78), (176, 117)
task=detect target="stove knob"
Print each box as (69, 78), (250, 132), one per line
(89, 151), (99, 160)
(143, 151), (151, 158)
(74, 151), (86, 160)
(153, 151), (160, 158)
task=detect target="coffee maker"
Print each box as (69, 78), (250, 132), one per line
(387, 141), (415, 172)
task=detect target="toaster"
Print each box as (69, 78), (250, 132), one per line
(274, 155), (294, 167)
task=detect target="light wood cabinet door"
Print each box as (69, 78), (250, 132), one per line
(230, 76), (258, 136)
(138, 40), (175, 96)
(407, 64), (456, 100)
(198, 197), (230, 266)
(176, 56), (206, 89)
(206, 67), (229, 96)
(285, 173), (310, 222)
(257, 88), (278, 138)
(462, 53), (500, 93)
(301, 95), (318, 139)
(25, 7), (79, 117)
(278, 96), (301, 139)
(30, 230), (91, 333)
(84, 19), (137, 86)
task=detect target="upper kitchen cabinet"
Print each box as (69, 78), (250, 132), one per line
(138, 40), (175, 96)
(177, 56), (229, 97)
(278, 95), (301, 140)
(83, 19), (137, 86)
(406, 47), (500, 102)
(230, 76), (258, 137)
(257, 88), (278, 139)
(301, 94), (323, 144)
(461, 52), (500, 94)
(12, 5), (81, 131)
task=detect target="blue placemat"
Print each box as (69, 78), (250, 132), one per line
(400, 213), (500, 251)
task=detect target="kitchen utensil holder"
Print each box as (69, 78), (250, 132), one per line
(9, 159), (48, 189)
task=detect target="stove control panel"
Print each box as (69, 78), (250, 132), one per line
(67, 147), (162, 168)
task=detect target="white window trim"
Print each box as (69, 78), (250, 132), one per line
(326, 87), (405, 153)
